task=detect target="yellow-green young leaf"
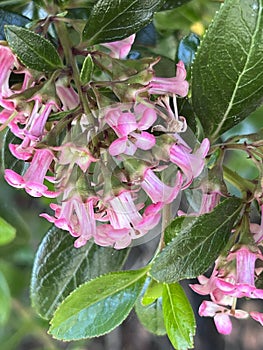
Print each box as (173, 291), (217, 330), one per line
(141, 279), (163, 306)
(49, 268), (148, 340)
(163, 283), (195, 350)
(150, 197), (242, 283)
(135, 278), (166, 336)
(0, 271), (11, 325)
(0, 217), (16, 246)
(83, 0), (165, 44)
(5, 25), (63, 72)
(80, 54), (94, 84)
(192, 0), (263, 140)
(31, 226), (129, 320)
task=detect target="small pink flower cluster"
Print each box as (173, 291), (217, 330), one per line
(190, 207), (263, 335)
(0, 38), (209, 249)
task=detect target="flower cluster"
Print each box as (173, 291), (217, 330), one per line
(0, 37), (209, 249)
(190, 206), (263, 334)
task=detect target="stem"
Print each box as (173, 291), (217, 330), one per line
(223, 165), (255, 196)
(157, 204), (171, 253)
(54, 20), (93, 122)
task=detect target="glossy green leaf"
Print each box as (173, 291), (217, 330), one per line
(192, 0), (263, 140)
(0, 217), (16, 246)
(163, 283), (195, 350)
(49, 268), (148, 340)
(0, 271), (11, 325)
(31, 226), (129, 320)
(5, 25), (63, 72)
(150, 198), (242, 283)
(0, 9), (29, 40)
(141, 279), (163, 306)
(80, 54), (94, 84)
(83, 0), (165, 45)
(135, 297), (166, 336)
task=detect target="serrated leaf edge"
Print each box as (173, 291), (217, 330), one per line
(48, 267), (149, 340)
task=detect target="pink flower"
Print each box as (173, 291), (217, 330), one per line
(56, 79), (80, 110)
(216, 246), (263, 299)
(199, 300), (248, 335)
(95, 224), (131, 249)
(41, 190), (97, 248)
(25, 99), (57, 141)
(4, 149), (58, 198)
(148, 61), (189, 97)
(141, 168), (182, 204)
(170, 138), (210, 188)
(135, 202), (162, 232)
(106, 105), (157, 156)
(107, 190), (142, 231)
(250, 311), (263, 326)
(0, 45), (18, 109)
(101, 34), (135, 59)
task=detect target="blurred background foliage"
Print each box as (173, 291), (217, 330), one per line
(0, 0), (263, 349)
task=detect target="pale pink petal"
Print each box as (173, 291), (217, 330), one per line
(133, 131), (155, 150)
(250, 311), (263, 326)
(4, 169), (25, 188)
(214, 313), (232, 335)
(101, 34), (135, 59)
(109, 136), (129, 156)
(137, 106), (157, 130)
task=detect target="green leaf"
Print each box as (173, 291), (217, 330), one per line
(150, 197), (242, 283)
(163, 283), (195, 350)
(141, 279), (163, 306)
(0, 9), (29, 40)
(192, 0), (263, 140)
(135, 277), (166, 336)
(49, 268), (148, 340)
(0, 271), (11, 325)
(83, 0), (165, 45)
(80, 54), (94, 84)
(31, 226), (129, 320)
(0, 217), (16, 246)
(5, 25), (63, 72)
(135, 297), (166, 336)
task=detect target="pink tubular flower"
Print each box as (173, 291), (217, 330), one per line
(56, 79), (80, 110)
(106, 105), (157, 156)
(170, 138), (210, 189)
(0, 45), (18, 109)
(199, 301), (248, 335)
(216, 246), (263, 299)
(250, 311), (263, 326)
(148, 61), (189, 97)
(141, 168), (182, 204)
(101, 34), (135, 59)
(95, 224), (131, 249)
(107, 190), (142, 231)
(41, 191), (97, 248)
(4, 149), (58, 198)
(25, 98), (57, 141)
